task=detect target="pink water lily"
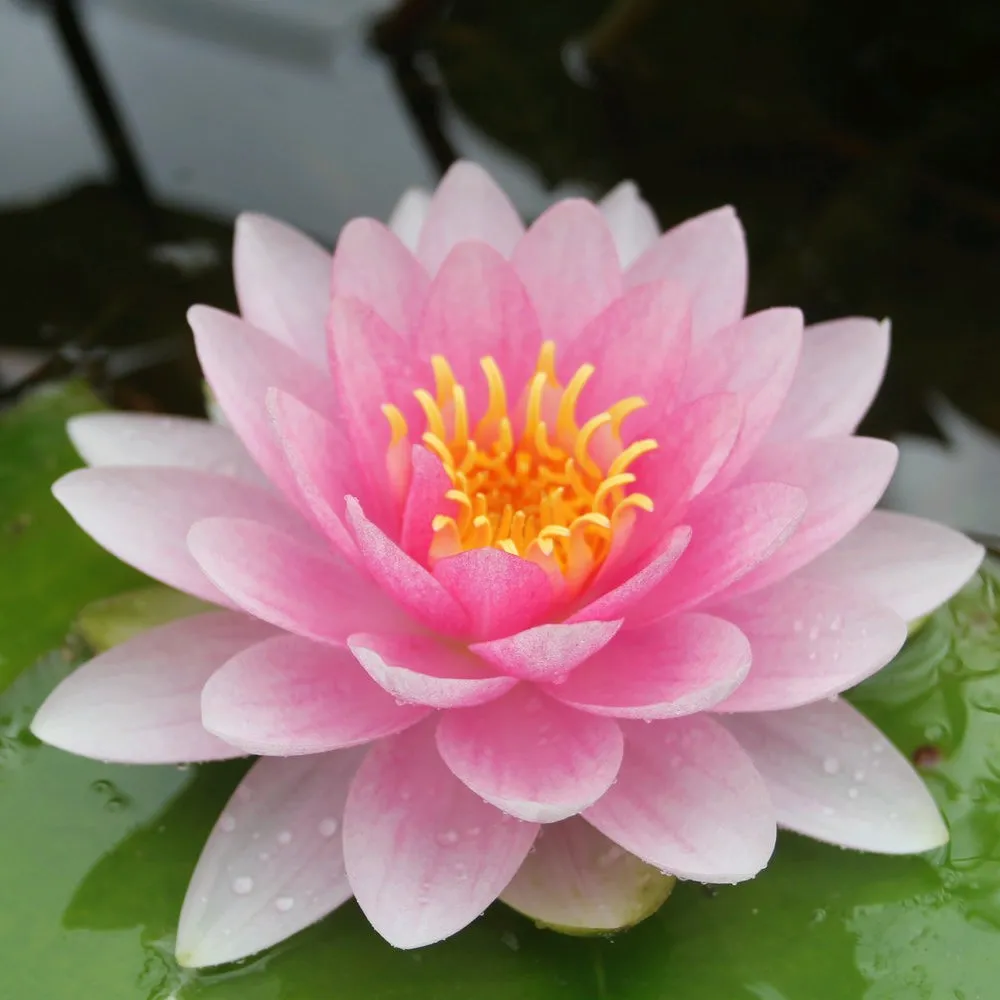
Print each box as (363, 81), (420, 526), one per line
(32, 162), (982, 966)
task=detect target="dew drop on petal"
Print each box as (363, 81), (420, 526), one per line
(275, 896), (295, 912)
(853, 768), (866, 782)
(232, 876), (254, 895)
(793, 620), (804, 633)
(277, 831), (293, 846)
(808, 624), (821, 641)
(219, 814), (236, 833)
(830, 615), (843, 631)
(436, 829), (460, 846)
(466, 826), (481, 837)
(319, 817), (339, 838)
(258, 851), (271, 862)
(871, 741), (885, 754)
(847, 787), (859, 799)
(821, 806), (835, 816)
(822, 756), (840, 775)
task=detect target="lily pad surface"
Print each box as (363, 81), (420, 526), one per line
(1, 383), (997, 998)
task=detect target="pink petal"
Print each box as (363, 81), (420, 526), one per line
(434, 547), (554, 640)
(343, 720), (538, 948)
(415, 243), (542, 419)
(560, 279), (690, 419)
(599, 181), (660, 268)
(727, 437), (899, 597)
(188, 516), (406, 643)
(546, 613), (750, 718)
(583, 716), (776, 881)
(52, 467), (311, 605)
(233, 212), (332, 368)
(400, 446), (451, 562)
(267, 389), (362, 566)
(436, 688), (624, 823)
(722, 699), (948, 853)
(710, 578), (907, 712)
(67, 413), (267, 487)
(348, 632), (518, 708)
(31, 612), (273, 764)
(387, 187), (431, 250)
(346, 497), (470, 636)
(331, 218), (429, 337)
(416, 161), (525, 274)
(767, 317), (891, 442)
(683, 308), (803, 491)
(328, 298), (422, 524)
(512, 199), (623, 347)
(189, 305), (335, 501)
(470, 619), (623, 684)
(798, 510), (984, 622)
(569, 525), (692, 624)
(175, 750), (362, 968)
(201, 634), (429, 755)
(631, 393), (743, 533)
(624, 483), (807, 625)
(626, 206), (747, 344)
(500, 818), (673, 932)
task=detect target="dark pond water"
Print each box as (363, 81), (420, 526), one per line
(2, 0), (999, 435)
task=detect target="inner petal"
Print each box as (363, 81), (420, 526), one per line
(380, 341), (658, 596)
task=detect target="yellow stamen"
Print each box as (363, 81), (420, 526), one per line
(431, 355), (456, 408)
(381, 404), (409, 446)
(380, 342), (658, 591)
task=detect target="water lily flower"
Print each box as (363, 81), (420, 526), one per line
(32, 162), (982, 967)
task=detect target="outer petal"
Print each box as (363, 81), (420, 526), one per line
(233, 212), (332, 368)
(583, 716), (776, 881)
(722, 699), (948, 853)
(346, 498), (470, 636)
(433, 547), (554, 640)
(188, 517), (407, 643)
(190, 305), (335, 501)
(31, 612), (273, 764)
(683, 308), (803, 490)
(67, 413), (266, 487)
(387, 187), (432, 250)
(501, 818), (674, 932)
(624, 483), (807, 624)
(201, 634), (429, 755)
(52, 467), (311, 606)
(267, 388), (361, 566)
(727, 438), (899, 597)
(512, 199), (623, 348)
(436, 688), (624, 823)
(560, 279), (690, 419)
(416, 161), (525, 273)
(348, 632), (518, 708)
(626, 206), (747, 344)
(546, 614), (751, 719)
(599, 181), (660, 268)
(767, 317), (890, 441)
(470, 619), (623, 684)
(176, 750), (362, 968)
(331, 218), (429, 337)
(415, 243), (542, 418)
(343, 720), (539, 949)
(798, 510), (984, 622)
(710, 578), (907, 712)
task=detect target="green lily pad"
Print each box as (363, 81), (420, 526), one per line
(1, 384), (998, 998)
(0, 382), (143, 692)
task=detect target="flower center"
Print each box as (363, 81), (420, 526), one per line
(382, 341), (658, 587)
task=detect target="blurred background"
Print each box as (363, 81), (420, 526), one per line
(1, 0), (998, 438)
